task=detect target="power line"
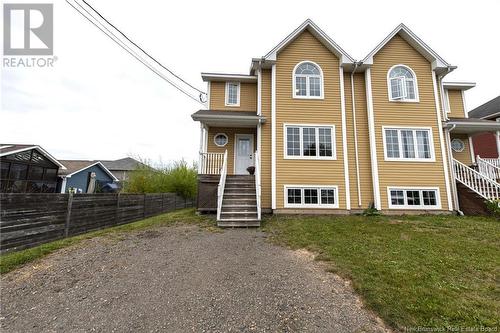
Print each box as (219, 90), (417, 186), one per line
(66, 0), (206, 105)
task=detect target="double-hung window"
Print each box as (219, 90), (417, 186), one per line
(285, 125), (335, 159)
(285, 186), (338, 208)
(388, 65), (418, 102)
(225, 82), (240, 106)
(388, 188), (440, 209)
(384, 128), (434, 161)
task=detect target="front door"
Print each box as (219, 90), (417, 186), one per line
(235, 134), (254, 175)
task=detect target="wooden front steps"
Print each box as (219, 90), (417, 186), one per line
(218, 175), (260, 227)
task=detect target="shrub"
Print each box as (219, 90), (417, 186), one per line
(362, 202), (381, 216)
(485, 199), (500, 218)
(123, 159), (197, 199)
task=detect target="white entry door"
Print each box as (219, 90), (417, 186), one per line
(235, 134), (254, 174)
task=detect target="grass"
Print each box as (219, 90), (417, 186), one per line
(263, 214), (500, 331)
(0, 208), (214, 274)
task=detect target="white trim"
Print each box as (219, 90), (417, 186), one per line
(365, 68), (381, 210)
(461, 90), (469, 118)
(61, 161), (119, 182)
(225, 81), (240, 107)
(451, 138), (465, 153)
(202, 73), (257, 83)
(442, 81), (476, 91)
(350, 69), (362, 208)
(468, 137), (476, 163)
(292, 60), (324, 99)
(207, 81), (211, 109)
(362, 23), (450, 69)
(387, 186), (442, 210)
(60, 178), (67, 193)
(0, 145), (66, 169)
(263, 19), (354, 65)
(444, 89), (451, 114)
(432, 72), (453, 211)
(339, 66), (350, 210)
(282, 123), (336, 160)
(445, 129), (459, 211)
(213, 133), (228, 147)
(284, 185), (340, 209)
(387, 64), (420, 103)
(203, 124), (208, 152)
(382, 126), (436, 162)
(271, 64), (277, 210)
(257, 69), (262, 116)
(233, 133), (254, 175)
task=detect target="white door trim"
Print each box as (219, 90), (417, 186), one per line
(234, 133), (254, 174)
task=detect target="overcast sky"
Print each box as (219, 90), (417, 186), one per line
(2, 0), (499, 164)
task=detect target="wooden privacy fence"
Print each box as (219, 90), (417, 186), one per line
(0, 193), (194, 253)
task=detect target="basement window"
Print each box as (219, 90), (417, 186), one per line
(284, 186), (339, 208)
(388, 188), (440, 209)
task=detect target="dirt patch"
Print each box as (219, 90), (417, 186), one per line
(1, 225), (390, 332)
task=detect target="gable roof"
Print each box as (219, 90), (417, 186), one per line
(58, 160), (119, 181)
(0, 144), (66, 169)
(468, 96), (500, 120)
(100, 157), (145, 171)
(362, 23), (453, 73)
(262, 19), (355, 65)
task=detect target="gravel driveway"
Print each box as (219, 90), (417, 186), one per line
(1, 224), (389, 332)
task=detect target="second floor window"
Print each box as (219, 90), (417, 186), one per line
(293, 61), (323, 99)
(388, 65), (418, 102)
(384, 127), (434, 161)
(285, 125), (335, 159)
(225, 82), (240, 106)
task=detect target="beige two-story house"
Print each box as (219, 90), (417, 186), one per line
(192, 19), (500, 226)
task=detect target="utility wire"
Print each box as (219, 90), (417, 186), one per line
(66, 0), (206, 105)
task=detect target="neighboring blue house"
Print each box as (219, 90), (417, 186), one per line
(58, 160), (118, 193)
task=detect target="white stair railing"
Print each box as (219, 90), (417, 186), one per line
(477, 156), (500, 181)
(199, 152), (225, 174)
(481, 157), (500, 169)
(254, 150), (262, 221)
(453, 158), (500, 200)
(216, 150), (228, 220)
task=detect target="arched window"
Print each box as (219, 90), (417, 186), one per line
(293, 61), (323, 99)
(387, 65), (418, 102)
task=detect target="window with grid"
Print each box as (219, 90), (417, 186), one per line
(225, 82), (239, 105)
(388, 66), (418, 101)
(389, 188), (439, 209)
(285, 125), (334, 159)
(384, 128), (433, 161)
(293, 62), (323, 98)
(285, 186), (337, 207)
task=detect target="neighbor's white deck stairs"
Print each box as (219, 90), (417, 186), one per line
(453, 157), (500, 201)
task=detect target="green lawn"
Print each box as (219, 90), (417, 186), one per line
(0, 208), (213, 274)
(263, 214), (500, 331)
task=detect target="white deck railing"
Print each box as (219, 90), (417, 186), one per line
(199, 152), (225, 174)
(477, 156), (500, 181)
(254, 150), (262, 220)
(453, 158), (500, 200)
(216, 150), (228, 220)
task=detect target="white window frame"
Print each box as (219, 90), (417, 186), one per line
(382, 126), (435, 162)
(213, 133), (228, 147)
(283, 123), (336, 160)
(292, 61), (324, 100)
(387, 64), (419, 103)
(225, 82), (240, 106)
(387, 186), (441, 210)
(284, 185), (339, 208)
(451, 138), (465, 153)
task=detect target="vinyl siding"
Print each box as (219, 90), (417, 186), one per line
(275, 30), (346, 210)
(206, 127), (257, 175)
(260, 69), (272, 209)
(370, 34), (450, 210)
(451, 134), (473, 165)
(344, 72), (374, 209)
(209, 82), (257, 111)
(447, 90), (466, 118)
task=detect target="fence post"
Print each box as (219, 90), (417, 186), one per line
(143, 194), (147, 218)
(115, 193), (120, 226)
(64, 192), (74, 237)
(161, 193), (165, 213)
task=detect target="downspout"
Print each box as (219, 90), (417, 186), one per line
(447, 123), (463, 215)
(350, 61), (362, 208)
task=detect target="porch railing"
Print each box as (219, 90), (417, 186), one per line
(254, 150), (262, 220)
(453, 158), (500, 200)
(477, 156), (500, 181)
(216, 150), (228, 220)
(199, 152), (225, 174)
